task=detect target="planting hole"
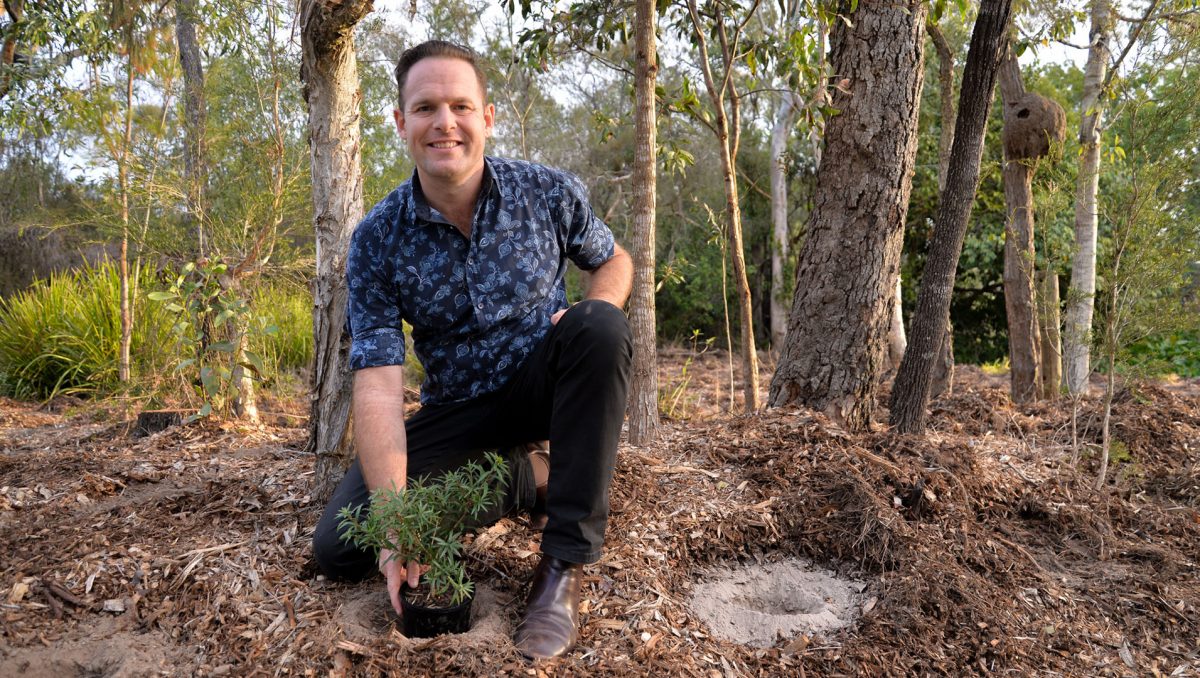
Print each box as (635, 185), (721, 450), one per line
(688, 558), (868, 647)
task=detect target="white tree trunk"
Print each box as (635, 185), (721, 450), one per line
(1063, 0), (1112, 395)
(769, 92), (798, 352)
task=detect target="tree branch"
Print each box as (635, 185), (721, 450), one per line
(1101, 0), (1163, 93)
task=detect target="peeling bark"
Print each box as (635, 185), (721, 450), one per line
(300, 0), (372, 499)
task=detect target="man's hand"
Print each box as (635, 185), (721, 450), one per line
(551, 307), (569, 325)
(380, 548), (426, 615)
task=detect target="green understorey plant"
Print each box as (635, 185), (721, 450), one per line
(148, 259), (274, 419)
(0, 261), (172, 400)
(337, 452), (509, 607)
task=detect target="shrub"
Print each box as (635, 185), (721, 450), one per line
(1126, 331), (1200, 378)
(251, 282), (314, 373)
(0, 261), (172, 400)
(337, 453), (508, 606)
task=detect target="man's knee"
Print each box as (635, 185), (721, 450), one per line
(560, 300), (632, 357)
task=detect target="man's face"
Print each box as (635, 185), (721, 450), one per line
(394, 57), (495, 190)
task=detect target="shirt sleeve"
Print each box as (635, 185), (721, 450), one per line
(346, 213), (407, 371)
(555, 171), (616, 271)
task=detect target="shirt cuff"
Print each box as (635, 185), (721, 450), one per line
(349, 327), (406, 370)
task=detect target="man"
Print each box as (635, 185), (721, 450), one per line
(311, 40), (633, 660)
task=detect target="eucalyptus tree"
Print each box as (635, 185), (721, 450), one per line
(175, 0), (207, 256)
(890, 0), (1014, 434)
(922, 16), (958, 396)
(627, 0), (660, 444)
(673, 0), (764, 412)
(765, 0), (828, 354)
(300, 0), (373, 496)
(769, 0), (928, 430)
(996, 44), (1066, 403)
(1062, 0), (1178, 395)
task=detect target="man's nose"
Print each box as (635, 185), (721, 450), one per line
(433, 104), (456, 131)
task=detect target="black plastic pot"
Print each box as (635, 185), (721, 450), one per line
(399, 583), (475, 638)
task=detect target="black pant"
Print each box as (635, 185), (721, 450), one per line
(312, 300), (633, 581)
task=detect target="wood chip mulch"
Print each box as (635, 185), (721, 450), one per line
(1, 373), (1198, 677)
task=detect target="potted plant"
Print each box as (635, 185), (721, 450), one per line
(337, 452), (508, 637)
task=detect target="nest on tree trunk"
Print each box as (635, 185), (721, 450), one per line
(1003, 92), (1066, 161)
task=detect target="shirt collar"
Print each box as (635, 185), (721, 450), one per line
(407, 157), (500, 227)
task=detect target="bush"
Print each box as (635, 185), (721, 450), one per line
(0, 261), (173, 399)
(337, 453), (508, 606)
(1126, 331), (1200, 378)
(251, 282), (314, 373)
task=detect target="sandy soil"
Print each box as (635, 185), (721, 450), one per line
(1, 354), (1198, 676)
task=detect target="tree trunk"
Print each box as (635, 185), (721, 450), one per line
(231, 314), (259, 423)
(718, 116), (760, 412)
(1064, 0), (1113, 395)
(1038, 269), (1062, 398)
(175, 0), (208, 257)
(998, 51), (1041, 403)
(627, 0), (659, 445)
(889, 0), (1013, 433)
(927, 20), (957, 397)
(300, 0), (372, 500)
(118, 50), (134, 384)
(0, 0), (25, 100)
(769, 92), (798, 353)
(684, 0), (761, 412)
(769, 0), (928, 430)
(1002, 159), (1041, 401)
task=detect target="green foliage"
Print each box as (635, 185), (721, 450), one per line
(1126, 332), (1200, 379)
(250, 282), (314, 373)
(0, 261), (172, 400)
(337, 453), (509, 606)
(1107, 439), (1132, 465)
(148, 260), (274, 419)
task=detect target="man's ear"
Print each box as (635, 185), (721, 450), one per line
(393, 108), (407, 139)
(483, 102), (495, 137)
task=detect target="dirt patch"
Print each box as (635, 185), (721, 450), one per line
(334, 582), (514, 649)
(689, 558), (866, 647)
(0, 618), (192, 677)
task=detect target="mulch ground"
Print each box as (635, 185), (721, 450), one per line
(1, 355), (1198, 677)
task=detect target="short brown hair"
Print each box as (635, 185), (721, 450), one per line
(394, 40), (489, 110)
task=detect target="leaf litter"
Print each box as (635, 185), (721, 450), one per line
(0, 359), (1197, 676)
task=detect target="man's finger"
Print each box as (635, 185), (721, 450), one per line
(407, 560), (421, 588)
(385, 560), (403, 616)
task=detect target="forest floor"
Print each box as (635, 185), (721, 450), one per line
(1, 350), (1198, 677)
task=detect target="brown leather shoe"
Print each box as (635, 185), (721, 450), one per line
(514, 555), (582, 659)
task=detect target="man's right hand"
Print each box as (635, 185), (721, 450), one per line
(380, 548), (425, 616)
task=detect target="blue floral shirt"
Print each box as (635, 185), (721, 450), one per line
(346, 156), (616, 405)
